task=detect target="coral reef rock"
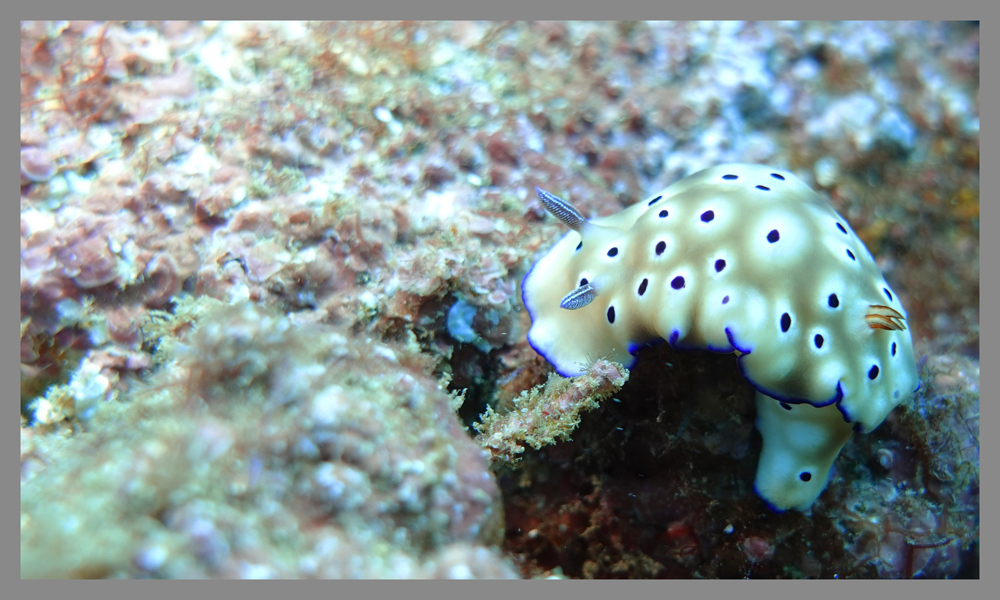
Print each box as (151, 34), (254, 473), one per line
(21, 300), (515, 579)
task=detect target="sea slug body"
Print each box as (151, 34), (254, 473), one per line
(521, 163), (919, 511)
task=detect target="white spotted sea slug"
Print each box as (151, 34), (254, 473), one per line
(521, 164), (920, 512)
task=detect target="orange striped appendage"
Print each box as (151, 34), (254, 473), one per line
(866, 304), (906, 331)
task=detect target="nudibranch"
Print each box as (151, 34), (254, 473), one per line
(521, 164), (919, 512)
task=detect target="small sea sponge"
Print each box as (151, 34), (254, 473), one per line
(521, 164), (919, 511)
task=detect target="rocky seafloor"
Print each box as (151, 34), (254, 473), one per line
(20, 21), (978, 578)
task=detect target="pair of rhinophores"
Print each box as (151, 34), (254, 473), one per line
(521, 164), (919, 511)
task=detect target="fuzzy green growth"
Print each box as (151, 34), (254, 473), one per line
(473, 359), (629, 464)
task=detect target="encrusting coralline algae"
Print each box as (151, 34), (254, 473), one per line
(21, 298), (515, 578)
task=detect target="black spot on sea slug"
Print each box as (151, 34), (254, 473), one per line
(780, 313), (791, 332)
(780, 402), (792, 410)
(799, 472), (812, 482)
(671, 276), (685, 290)
(648, 195), (662, 206)
(846, 249), (856, 261)
(659, 209), (669, 218)
(814, 334), (824, 348)
(771, 173), (785, 180)
(828, 294), (839, 308)
(883, 287), (893, 301)
(701, 210), (715, 222)
(756, 185), (770, 191)
(655, 241), (666, 255)
(607, 247), (619, 257)
(836, 222), (848, 234)
(638, 278), (648, 296)
(715, 259), (726, 272)
(607, 306), (616, 323)
(723, 174), (738, 180)
(869, 365), (879, 380)
(576, 242), (582, 251)
(579, 278), (588, 286)
(767, 229), (780, 243)
(891, 342), (897, 356)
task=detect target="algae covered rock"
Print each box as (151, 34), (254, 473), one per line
(21, 299), (514, 579)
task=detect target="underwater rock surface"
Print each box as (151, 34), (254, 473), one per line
(21, 300), (512, 578)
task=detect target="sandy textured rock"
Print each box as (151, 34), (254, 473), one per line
(21, 300), (513, 578)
